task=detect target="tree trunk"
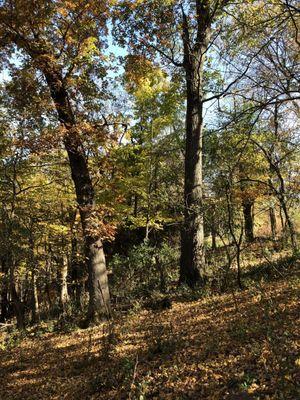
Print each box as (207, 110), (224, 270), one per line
(28, 235), (39, 323)
(31, 270), (40, 324)
(0, 257), (9, 322)
(242, 199), (254, 242)
(10, 263), (24, 330)
(211, 208), (217, 250)
(269, 205), (277, 240)
(155, 255), (166, 293)
(272, 163), (297, 252)
(75, 284), (83, 311)
(225, 185), (244, 290)
(279, 204), (285, 232)
(45, 251), (53, 313)
(41, 64), (111, 322)
(279, 195), (297, 253)
(70, 237), (83, 310)
(211, 228), (217, 251)
(267, 104), (297, 252)
(86, 238), (110, 320)
(179, 2), (212, 287)
(180, 81), (205, 285)
(59, 254), (69, 313)
(180, 57), (207, 286)
(133, 194), (138, 217)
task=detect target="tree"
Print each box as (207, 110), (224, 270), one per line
(0, 0), (112, 323)
(114, 0), (234, 287)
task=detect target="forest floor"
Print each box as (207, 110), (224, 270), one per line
(0, 257), (299, 400)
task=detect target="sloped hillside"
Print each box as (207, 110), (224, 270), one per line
(0, 265), (299, 400)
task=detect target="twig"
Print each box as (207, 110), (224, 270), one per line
(128, 354), (139, 400)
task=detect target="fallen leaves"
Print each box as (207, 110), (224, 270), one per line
(0, 266), (299, 399)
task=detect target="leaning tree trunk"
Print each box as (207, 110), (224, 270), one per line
(242, 199), (254, 242)
(41, 62), (110, 323)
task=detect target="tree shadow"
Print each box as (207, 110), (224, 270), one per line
(0, 266), (298, 399)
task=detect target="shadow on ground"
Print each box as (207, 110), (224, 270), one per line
(0, 262), (299, 399)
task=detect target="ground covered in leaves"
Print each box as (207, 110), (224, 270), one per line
(0, 264), (299, 400)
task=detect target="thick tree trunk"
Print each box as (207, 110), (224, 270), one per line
(59, 254), (69, 313)
(179, 1), (212, 287)
(180, 54), (208, 286)
(180, 76), (205, 285)
(86, 238), (110, 320)
(42, 64), (110, 322)
(242, 199), (254, 242)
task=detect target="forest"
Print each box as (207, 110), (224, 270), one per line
(0, 0), (299, 399)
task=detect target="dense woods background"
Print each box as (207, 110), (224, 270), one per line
(0, 1), (299, 399)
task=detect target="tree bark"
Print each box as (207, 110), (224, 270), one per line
(242, 199), (255, 242)
(179, 5), (211, 286)
(180, 80), (205, 285)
